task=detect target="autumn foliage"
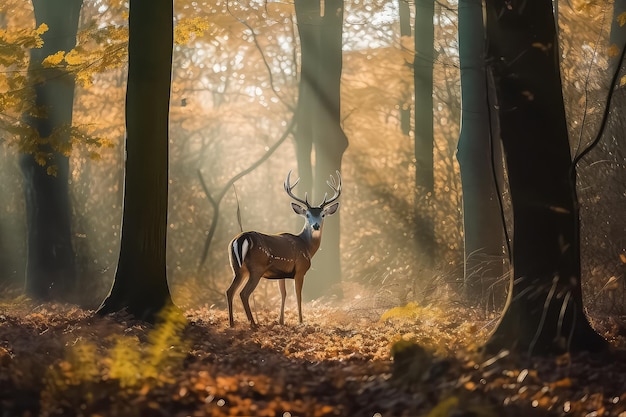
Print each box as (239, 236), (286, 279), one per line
(0, 298), (625, 416)
(1, 0), (626, 415)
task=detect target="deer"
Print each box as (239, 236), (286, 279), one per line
(226, 170), (341, 327)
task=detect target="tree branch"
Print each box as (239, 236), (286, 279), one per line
(197, 113), (297, 270)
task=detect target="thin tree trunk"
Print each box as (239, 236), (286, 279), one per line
(610, 0), (626, 74)
(413, 0), (435, 262)
(456, 0), (505, 308)
(97, 0), (174, 322)
(399, 0), (411, 136)
(294, 0), (348, 300)
(21, 0), (83, 300)
(484, 0), (606, 354)
(294, 0), (316, 196)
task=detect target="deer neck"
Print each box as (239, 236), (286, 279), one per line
(298, 224), (322, 256)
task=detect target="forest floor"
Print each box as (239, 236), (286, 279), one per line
(0, 297), (625, 417)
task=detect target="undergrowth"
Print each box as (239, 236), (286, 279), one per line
(0, 299), (624, 416)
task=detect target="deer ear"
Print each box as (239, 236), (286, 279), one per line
(322, 202), (339, 216)
(291, 202), (307, 215)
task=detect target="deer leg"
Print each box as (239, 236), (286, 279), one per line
(240, 273), (262, 327)
(295, 273), (305, 324)
(278, 279), (287, 325)
(226, 269), (246, 327)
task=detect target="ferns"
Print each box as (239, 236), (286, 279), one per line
(42, 305), (189, 411)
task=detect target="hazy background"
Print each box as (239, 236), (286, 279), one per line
(0, 0), (623, 314)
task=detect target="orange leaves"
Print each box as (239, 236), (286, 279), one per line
(1, 301), (626, 416)
(550, 377), (573, 389)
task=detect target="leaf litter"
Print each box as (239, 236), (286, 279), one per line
(0, 299), (624, 416)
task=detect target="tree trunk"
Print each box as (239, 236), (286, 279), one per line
(294, 0), (348, 300)
(484, 0), (607, 354)
(399, 0), (411, 136)
(294, 0), (316, 196)
(609, 1), (626, 74)
(97, 0), (174, 322)
(456, 0), (505, 308)
(21, 0), (83, 301)
(413, 0), (435, 262)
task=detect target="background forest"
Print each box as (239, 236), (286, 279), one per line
(0, 0), (624, 315)
(1, 0), (626, 416)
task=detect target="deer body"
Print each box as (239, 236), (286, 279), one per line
(226, 171), (341, 327)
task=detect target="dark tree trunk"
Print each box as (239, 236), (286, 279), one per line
(456, 0), (505, 308)
(413, 0), (435, 262)
(484, 0), (606, 354)
(97, 0), (174, 322)
(610, 0), (626, 73)
(399, 0), (411, 136)
(21, 0), (83, 301)
(294, 0), (348, 300)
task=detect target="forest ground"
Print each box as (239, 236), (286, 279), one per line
(0, 296), (625, 417)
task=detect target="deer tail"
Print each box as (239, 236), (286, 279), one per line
(231, 235), (251, 268)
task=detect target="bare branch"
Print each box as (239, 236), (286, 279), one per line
(197, 113), (297, 269)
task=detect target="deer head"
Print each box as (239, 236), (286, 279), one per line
(284, 170), (341, 233)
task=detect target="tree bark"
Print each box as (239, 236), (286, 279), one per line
(294, 0), (316, 196)
(413, 0), (435, 262)
(609, 0), (626, 74)
(21, 0), (83, 301)
(294, 0), (348, 300)
(456, 0), (505, 308)
(97, 0), (174, 322)
(484, 0), (607, 354)
(399, 0), (411, 136)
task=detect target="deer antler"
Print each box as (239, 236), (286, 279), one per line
(285, 170), (341, 208)
(284, 170), (310, 207)
(320, 171), (341, 208)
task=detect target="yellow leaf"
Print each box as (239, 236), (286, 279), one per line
(620, 75), (626, 87)
(426, 396), (459, 417)
(42, 51), (65, 67)
(34, 153), (47, 166)
(380, 302), (422, 322)
(620, 253), (626, 264)
(618, 11), (626, 27)
(35, 23), (48, 35)
(174, 17), (211, 45)
(608, 44), (620, 58)
(76, 72), (94, 88)
(46, 165), (58, 177)
(63, 49), (83, 66)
